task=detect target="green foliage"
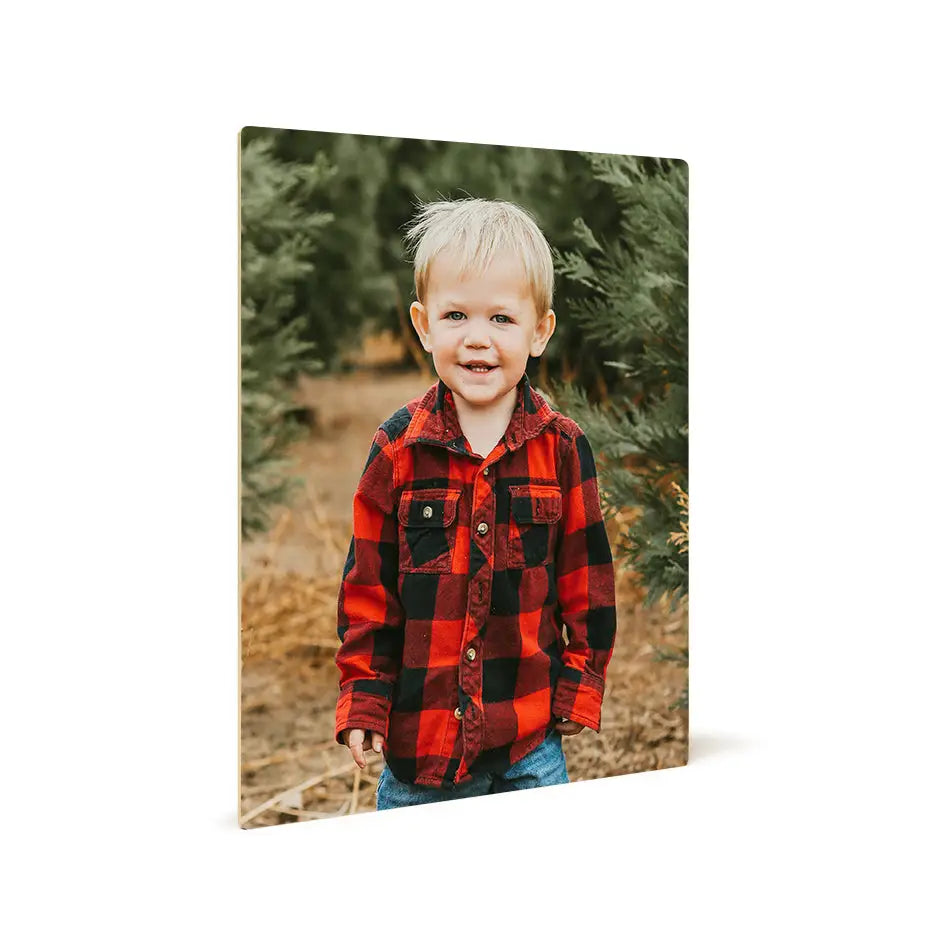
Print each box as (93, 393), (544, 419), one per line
(268, 131), (400, 367)
(240, 135), (335, 537)
(551, 156), (689, 609)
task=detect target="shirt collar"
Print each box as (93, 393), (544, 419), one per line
(402, 372), (560, 454)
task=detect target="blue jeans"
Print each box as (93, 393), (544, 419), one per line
(375, 730), (569, 810)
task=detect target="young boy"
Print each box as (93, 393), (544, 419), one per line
(334, 198), (617, 809)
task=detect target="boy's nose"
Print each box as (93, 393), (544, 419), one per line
(464, 327), (492, 348)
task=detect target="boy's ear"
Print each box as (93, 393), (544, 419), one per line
(530, 309), (557, 357)
(410, 301), (432, 352)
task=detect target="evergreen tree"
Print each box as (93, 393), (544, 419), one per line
(551, 155), (689, 608)
(267, 129), (399, 368)
(240, 134), (335, 537)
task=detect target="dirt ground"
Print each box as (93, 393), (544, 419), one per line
(240, 344), (688, 828)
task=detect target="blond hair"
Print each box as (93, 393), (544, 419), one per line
(402, 198), (554, 318)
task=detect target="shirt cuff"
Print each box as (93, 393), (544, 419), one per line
(552, 666), (605, 732)
(334, 683), (393, 744)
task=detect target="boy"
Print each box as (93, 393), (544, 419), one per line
(334, 198), (617, 809)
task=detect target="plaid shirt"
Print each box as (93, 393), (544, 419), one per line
(335, 373), (617, 789)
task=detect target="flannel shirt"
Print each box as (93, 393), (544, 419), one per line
(335, 373), (617, 789)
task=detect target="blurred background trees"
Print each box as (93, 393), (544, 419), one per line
(240, 136), (334, 536)
(239, 128), (688, 610)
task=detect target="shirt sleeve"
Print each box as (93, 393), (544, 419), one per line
(334, 426), (404, 744)
(552, 428), (617, 731)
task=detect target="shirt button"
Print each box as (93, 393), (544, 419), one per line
(482, 467), (489, 476)
(454, 707), (464, 720)
(476, 521), (489, 535)
(422, 505), (433, 518)
(465, 647), (476, 662)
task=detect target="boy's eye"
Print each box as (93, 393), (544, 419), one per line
(444, 311), (512, 324)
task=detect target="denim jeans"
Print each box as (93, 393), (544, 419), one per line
(375, 730), (569, 810)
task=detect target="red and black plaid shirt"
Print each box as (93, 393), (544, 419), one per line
(335, 373), (617, 789)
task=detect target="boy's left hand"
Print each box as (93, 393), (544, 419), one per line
(554, 719), (585, 736)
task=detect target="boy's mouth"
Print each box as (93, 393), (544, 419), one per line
(461, 362), (497, 373)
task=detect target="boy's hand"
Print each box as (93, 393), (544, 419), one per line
(554, 719), (585, 736)
(341, 728), (385, 769)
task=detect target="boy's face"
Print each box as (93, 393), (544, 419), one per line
(409, 249), (556, 415)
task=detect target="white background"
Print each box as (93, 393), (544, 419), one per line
(3, 2), (936, 935)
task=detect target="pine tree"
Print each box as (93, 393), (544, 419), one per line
(551, 155), (689, 608)
(240, 135), (335, 537)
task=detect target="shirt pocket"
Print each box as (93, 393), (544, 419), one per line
(398, 487), (462, 574)
(507, 484), (563, 569)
